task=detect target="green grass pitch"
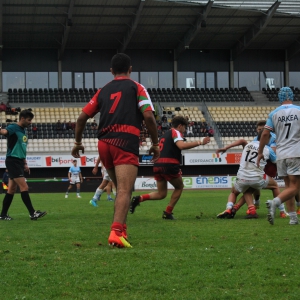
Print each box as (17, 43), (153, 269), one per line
(0, 189), (299, 300)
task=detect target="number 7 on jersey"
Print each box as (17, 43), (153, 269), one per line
(109, 92), (122, 113)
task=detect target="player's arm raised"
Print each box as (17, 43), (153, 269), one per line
(176, 136), (210, 150)
(216, 139), (248, 154)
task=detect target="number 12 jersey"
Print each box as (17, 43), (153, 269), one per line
(237, 140), (276, 180)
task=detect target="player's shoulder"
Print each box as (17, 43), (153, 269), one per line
(290, 104), (300, 110)
(7, 123), (17, 130)
(248, 140), (257, 146)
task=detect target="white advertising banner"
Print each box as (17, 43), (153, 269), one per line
(134, 176), (287, 190)
(0, 152), (242, 168)
(135, 176), (238, 190)
(185, 152), (242, 165)
(0, 155), (99, 168)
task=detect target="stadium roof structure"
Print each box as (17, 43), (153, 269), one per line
(1, 0), (300, 60)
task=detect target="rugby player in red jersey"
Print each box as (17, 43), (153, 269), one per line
(72, 53), (160, 247)
(130, 116), (210, 220)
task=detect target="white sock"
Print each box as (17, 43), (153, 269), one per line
(273, 197), (281, 207)
(94, 188), (103, 200)
(278, 203), (285, 211)
(226, 202), (234, 210)
(289, 212), (297, 219)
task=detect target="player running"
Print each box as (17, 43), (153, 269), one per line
(90, 156), (116, 207)
(130, 115), (210, 219)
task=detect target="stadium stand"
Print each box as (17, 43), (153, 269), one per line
(0, 87), (294, 154)
(0, 106), (98, 152)
(147, 87), (254, 104)
(262, 87), (300, 102)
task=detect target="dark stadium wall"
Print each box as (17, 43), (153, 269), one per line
(289, 55), (300, 71)
(2, 48), (295, 73)
(62, 49), (174, 72)
(127, 50), (174, 71)
(177, 49), (230, 71)
(19, 165), (239, 179)
(2, 49), (58, 71)
(234, 50), (285, 71)
(62, 49), (114, 72)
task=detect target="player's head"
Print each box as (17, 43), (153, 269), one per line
(278, 87), (294, 103)
(256, 130), (263, 141)
(19, 109), (34, 121)
(256, 120), (266, 133)
(171, 116), (188, 133)
(111, 53), (131, 75)
(256, 120), (272, 139)
(19, 109), (34, 127)
(73, 160), (77, 165)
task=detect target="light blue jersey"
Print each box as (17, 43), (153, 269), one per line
(265, 104), (300, 160)
(69, 165), (81, 176)
(253, 131), (276, 148)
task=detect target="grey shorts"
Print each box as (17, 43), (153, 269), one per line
(234, 177), (269, 193)
(70, 176), (80, 184)
(277, 158), (300, 177)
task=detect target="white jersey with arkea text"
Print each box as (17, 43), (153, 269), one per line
(265, 104), (300, 160)
(237, 141), (276, 180)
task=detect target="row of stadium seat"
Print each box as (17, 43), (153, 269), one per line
(0, 108), (91, 124)
(0, 137), (222, 152)
(0, 104), (265, 151)
(148, 87), (251, 95)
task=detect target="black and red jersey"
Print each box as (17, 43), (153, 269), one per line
(154, 128), (184, 168)
(83, 76), (154, 156)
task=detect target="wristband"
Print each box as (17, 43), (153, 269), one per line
(152, 143), (159, 146)
(74, 141), (82, 145)
(197, 140), (201, 146)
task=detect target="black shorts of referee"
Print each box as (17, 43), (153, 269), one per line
(5, 157), (26, 179)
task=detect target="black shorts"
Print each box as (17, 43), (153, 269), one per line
(153, 165), (180, 175)
(5, 157), (25, 179)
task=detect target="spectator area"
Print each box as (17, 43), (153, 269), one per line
(148, 87), (253, 103)
(208, 106), (274, 122)
(0, 96), (282, 153)
(6, 87), (254, 104)
(263, 87), (300, 102)
(7, 88), (96, 104)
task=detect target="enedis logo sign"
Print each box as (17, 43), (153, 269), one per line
(183, 177), (193, 188)
(231, 176), (237, 186)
